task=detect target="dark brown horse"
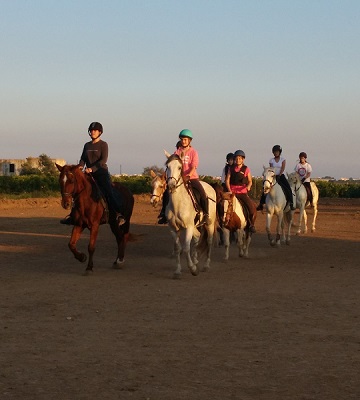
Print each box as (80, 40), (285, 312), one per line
(56, 164), (134, 274)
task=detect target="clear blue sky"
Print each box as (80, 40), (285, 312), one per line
(1, 0), (359, 178)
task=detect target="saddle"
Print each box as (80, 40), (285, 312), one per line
(234, 195), (255, 230)
(185, 182), (204, 224)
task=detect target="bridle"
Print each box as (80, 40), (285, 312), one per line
(223, 197), (234, 227)
(165, 164), (185, 193)
(60, 170), (85, 203)
(263, 170), (277, 193)
(150, 176), (166, 201)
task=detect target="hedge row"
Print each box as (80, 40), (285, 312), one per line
(1, 175), (360, 198)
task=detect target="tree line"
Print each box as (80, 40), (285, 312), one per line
(0, 158), (359, 198)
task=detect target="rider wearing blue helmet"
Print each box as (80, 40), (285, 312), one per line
(225, 150), (257, 233)
(158, 129), (210, 226)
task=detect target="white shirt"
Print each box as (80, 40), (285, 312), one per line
(294, 162), (312, 182)
(269, 156), (285, 176)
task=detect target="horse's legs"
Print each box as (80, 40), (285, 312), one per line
(68, 226), (87, 264)
(223, 228), (230, 261)
(284, 211), (293, 245)
(86, 224), (100, 273)
(275, 212), (283, 246)
(201, 224), (214, 271)
(239, 228), (251, 258)
(296, 205), (305, 235)
(266, 211), (279, 246)
(191, 234), (199, 267)
(184, 227), (198, 276)
(171, 230), (182, 278)
(110, 222), (129, 268)
(303, 209), (308, 234)
(311, 203), (318, 232)
(237, 228), (245, 257)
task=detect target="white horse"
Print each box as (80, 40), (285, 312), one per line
(287, 171), (319, 234)
(164, 152), (217, 278)
(262, 167), (294, 246)
(221, 192), (252, 260)
(150, 169), (166, 208)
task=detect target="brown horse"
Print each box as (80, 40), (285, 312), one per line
(56, 164), (134, 274)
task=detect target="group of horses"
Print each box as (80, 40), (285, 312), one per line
(150, 157), (319, 278)
(56, 158), (318, 278)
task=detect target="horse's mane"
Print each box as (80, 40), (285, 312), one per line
(165, 154), (182, 166)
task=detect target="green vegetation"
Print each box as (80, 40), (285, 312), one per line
(0, 174), (359, 199)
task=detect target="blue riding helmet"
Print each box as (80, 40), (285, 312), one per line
(234, 150), (245, 158)
(179, 129), (193, 140)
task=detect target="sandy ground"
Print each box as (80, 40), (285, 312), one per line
(1, 195), (360, 400)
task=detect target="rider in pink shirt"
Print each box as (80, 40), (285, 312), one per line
(158, 129), (210, 226)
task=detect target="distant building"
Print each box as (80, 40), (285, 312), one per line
(0, 157), (66, 176)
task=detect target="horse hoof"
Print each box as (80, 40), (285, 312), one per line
(190, 267), (199, 276)
(202, 266), (210, 273)
(286, 240), (291, 246)
(79, 254), (87, 263)
(270, 240), (276, 247)
(83, 269), (93, 276)
(112, 259), (124, 269)
(173, 272), (181, 279)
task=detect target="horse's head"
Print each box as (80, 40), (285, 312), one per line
(150, 170), (166, 207)
(262, 167), (276, 194)
(56, 164), (84, 210)
(287, 171), (301, 187)
(165, 154), (184, 193)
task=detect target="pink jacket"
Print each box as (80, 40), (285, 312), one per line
(175, 147), (199, 179)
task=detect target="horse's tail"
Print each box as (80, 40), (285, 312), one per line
(197, 228), (209, 257)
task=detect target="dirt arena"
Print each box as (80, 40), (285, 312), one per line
(1, 195), (359, 400)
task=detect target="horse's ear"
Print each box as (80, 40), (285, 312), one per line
(164, 150), (171, 158)
(56, 163), (63, 172)
(150, 170), (156, 178)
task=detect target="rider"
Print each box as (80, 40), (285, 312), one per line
(225, 149), (257, 233)
(157, 129), (210, 226)
(294, 151), (313, 205)
(221, 152), (234, 190)
(60, 122), (125, 226)
(257, 144), (295, 211)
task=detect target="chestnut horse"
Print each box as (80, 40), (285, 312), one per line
(56, 164), (134, 274)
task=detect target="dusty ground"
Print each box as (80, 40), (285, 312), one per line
(1, 195), (360, 400)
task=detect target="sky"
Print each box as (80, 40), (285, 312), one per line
(1, 0), (359, 179)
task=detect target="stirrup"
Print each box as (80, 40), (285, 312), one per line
(197, 214), (210, 227)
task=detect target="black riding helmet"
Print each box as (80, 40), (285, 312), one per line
(226, 152), (234, 161)
(272, 145), (282, 154)
(88, 122), (103, 135)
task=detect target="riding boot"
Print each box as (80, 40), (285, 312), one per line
(256, 193), (266, 211)
(60, 214), (73, 225)
(197, 213), (211, 227)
